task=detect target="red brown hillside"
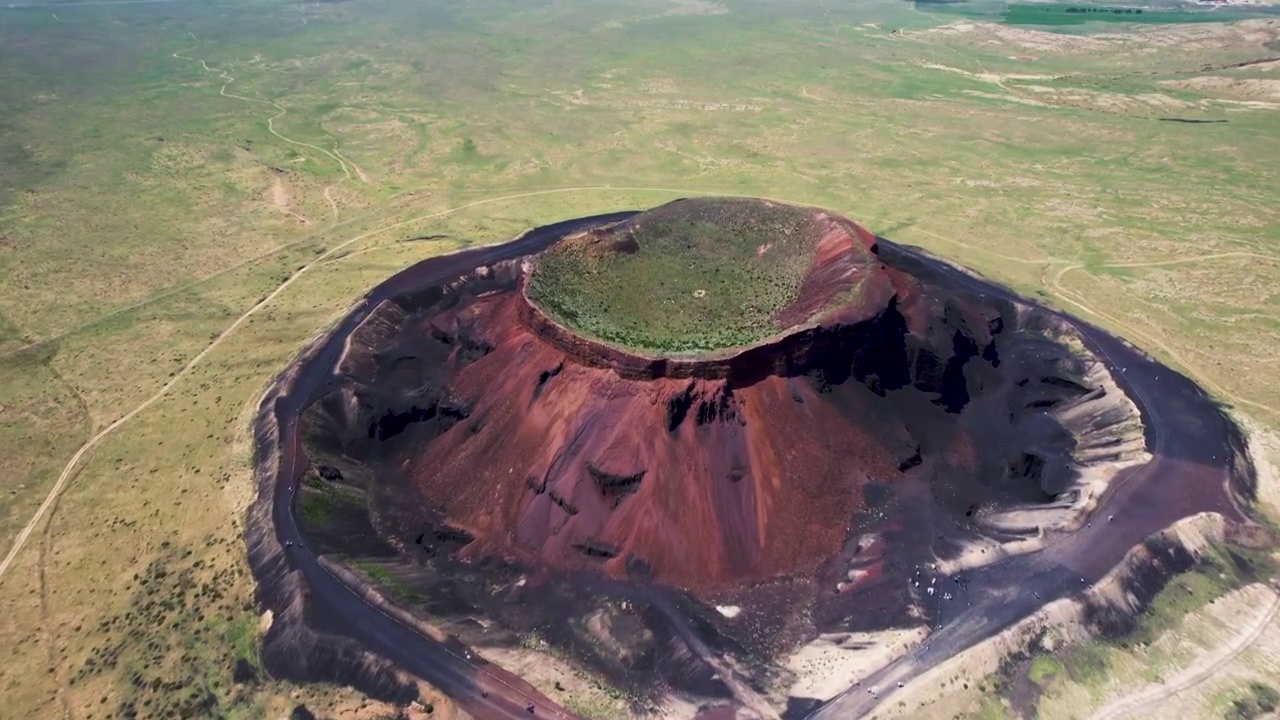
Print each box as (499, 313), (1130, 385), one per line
(322, 198), (1136, 608)
(406, 286), (914, 593)
(386, 207), (940, 595)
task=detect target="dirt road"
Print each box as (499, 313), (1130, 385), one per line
(1088, 585), (1280, 720)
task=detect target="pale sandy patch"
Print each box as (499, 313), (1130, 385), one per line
(784, 628), (928, 702)
(474, 643), (692, 719)
(1164, 76), (1280, 101)
(267, 174), (312, 225)
(1241, 416), (1280, 518)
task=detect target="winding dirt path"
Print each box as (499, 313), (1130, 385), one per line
(171, 50), (352, 181)
(1059, 252), (1280, 272)
(1, 44), (365, 361)
(332, 145), (372, 184)
(1088, 585), (1280, 720)
(911, 226), (1058, 265)
(175, 42), (362, 227)
(322, 183), (340, 219)
(907, 224), (1280, 424)
(1051, 254), (1280, 419)
(5, 22), (1275, 720)
(3, 187), (492, 359)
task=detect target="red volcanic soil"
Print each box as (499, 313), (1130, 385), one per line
(386, 207), (942, 595)
(405, 288), (913, 593)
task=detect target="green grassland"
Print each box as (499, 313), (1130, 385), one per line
(527, 197), (859, 353)
(0, 0), (1278, 718)
(970, 541), (1278, 720)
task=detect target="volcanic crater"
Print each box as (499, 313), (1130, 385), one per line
(299, 197), (1148, 703)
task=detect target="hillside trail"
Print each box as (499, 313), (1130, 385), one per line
(16, 39), (372, 719)
(0, 191), (414, 361)
(1051, 254), (1280, 420)
(15, 37), (377, 719)
(883, 23), (1196, 120)
(884, 22), (1037, 105)
(0, 183), (712, 716)
(1087, 585), (1280, 720)
(172, 48), (354, 182)
(922, 230), (1278, 526)
(0, 183), (759, 359)
(175, 43), (360, 213)
(323, 183), (340, 220)
(4, 21), (1275, 720)
(912, 224), (1280, 421)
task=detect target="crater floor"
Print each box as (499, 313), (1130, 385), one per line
(524, 197), (881, 356)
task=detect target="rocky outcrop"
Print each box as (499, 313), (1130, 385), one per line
(341, 299), (409, 383)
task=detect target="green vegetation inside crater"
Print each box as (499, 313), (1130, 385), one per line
(5, 0), (1280, 716)
(526, 198), (859, 355)
(297, 477), (366, 530)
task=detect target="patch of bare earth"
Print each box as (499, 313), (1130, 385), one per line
(913, 18), (1280, 57)
(920, 59), (1202, 113)
(872, 514), (1238, 720)
(1021, 85), (1200, 113)
(1242, 417), (1280, 519)
(1162, 76), (1280, 101)
(1080, 584), (1280, 720)
(781, 628), (928, 704)
(1096, 19), (1280, 51)
(910, 22), (1112, 54)
(266, 172), (312, 225)
(603, 0), (728, 29)
(472, 643), (685, 720)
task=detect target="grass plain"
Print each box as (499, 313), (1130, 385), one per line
(0, 0), (1278, 718)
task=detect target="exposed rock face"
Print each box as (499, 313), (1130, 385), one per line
(305, 200), (1144, 604)
(391, 287), (906, 591)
